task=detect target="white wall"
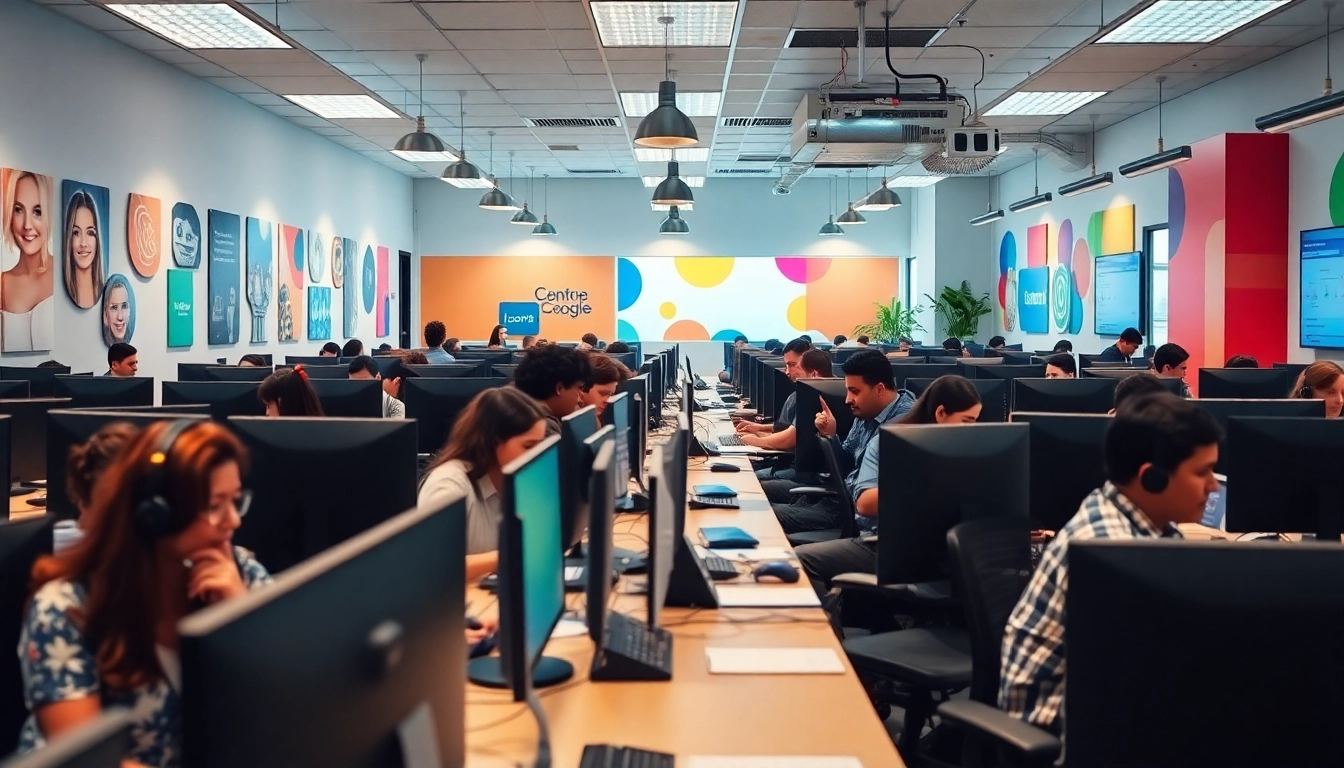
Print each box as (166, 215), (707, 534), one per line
(0, 0), (413, 386)
(930, 177), (995, 341)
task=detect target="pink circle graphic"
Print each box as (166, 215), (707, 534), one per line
(774, 257), (831, 284)
(1071, 238), (1092, 298)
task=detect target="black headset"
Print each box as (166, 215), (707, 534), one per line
(131, 420), (197, 539)
(1139, 432), (1175, 495)
(1301, 385), (1315, 399)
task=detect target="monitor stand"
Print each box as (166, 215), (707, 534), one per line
(615, 492), (649, 512)
(466, 656), (573, 689)
(664, 534), (719, 609)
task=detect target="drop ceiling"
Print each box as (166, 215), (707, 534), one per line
(33, 0), (1333, 183)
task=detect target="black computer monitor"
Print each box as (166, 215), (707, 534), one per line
(401, 377), (507, 454)
(1080, 367), (1151, 382)
(656, 417), (716, 611)
(795, 379), (855, 474)
(877, 423), (1029, 584)
(0, 418), (11, 515)
(468, 435), (570, 696)
(1193, 398), (1326, 474)
(1, 514), (54, 753)
(559, 406), (599, 553)
(958, 358), (1007, 376)
(606, 352), (637, 371)
(1012, 378), (1118, 414)
(52, 377), (153, 410)
(647, 445), (677, 627)
(0, 381), (28, 399)
(1078, 353), (1145, 369)
(976, 364), (1048, 383)
(44, 410), (210, 521)
(176, 363), (216, 382)
(0, 398), (72, 493)
(282, 355), (342, 366)
(1198, 367), (1291, 399)
(888, 361), (938, 389)
(1067, 539), (1344, 767)
(0, 366), (69, 399)
(203, 366), (271, 382)
(405, 363), (482, 378)
(993, 351), (1034, 366)
(585, 437), (616, 645)
(225, 417), (418, 571)
(645, 355), (664, 418)
(1010, 412), (1111, 530)
(1225, 416), (1344, 539)
(178, 503), (465, 768)
(307, 379), (382, 418)
(602, 392), (641, 509)
(162, 381), (264, 422)
(618, 373), (652, 439)
(491, 364), (518, 379)
(1273, 361), (1310, 383)
(288, 364), (348, 380)
(769, 366), (795, 429)
(904, 377), (1008, 423)
(454, 349), (513, 368)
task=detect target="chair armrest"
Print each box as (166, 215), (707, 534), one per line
(936, 700), (1061, 766)
(831, 575), (955, 606)
(788, 486), (834, 497)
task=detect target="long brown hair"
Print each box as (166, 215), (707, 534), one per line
(586, 352), (631, 390)
(1292, 361), (1344, 398)
(423, 387), (547, 483)
(66, 422), (140, 514)
(32, 421), (249, 691)
(899, 375), (981, 424)
(258, 366), (325, 416)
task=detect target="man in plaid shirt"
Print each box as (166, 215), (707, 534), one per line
(999, 392), (1222, 734)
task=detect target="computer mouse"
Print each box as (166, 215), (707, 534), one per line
(710, 463), (741, 472)
(468, 632), (497, 660)
(752, 561), (800, 584)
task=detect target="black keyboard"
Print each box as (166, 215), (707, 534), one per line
(581, 745), (675, 768)
(604, 612), (672, 671)
(716, 433), (744, 447)
(693, 377), (711, 391)
(690, 495), (739, 509)
(701, 553), (740, 580)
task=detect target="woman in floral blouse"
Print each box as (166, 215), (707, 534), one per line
(16, 420), (270, 768)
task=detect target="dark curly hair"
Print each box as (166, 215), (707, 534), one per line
(514, 344), (593, 401)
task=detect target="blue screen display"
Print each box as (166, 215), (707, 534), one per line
(1301, 226), (1344, 348)
(511, 443), (564, 665)
(1094, 252), (1141, 336)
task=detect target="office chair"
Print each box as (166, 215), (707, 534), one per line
(783, 435), (858, 547)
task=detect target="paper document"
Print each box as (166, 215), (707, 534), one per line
(694, 546), (795, 562)
(715, 586), (822, 608)
(564, 566), (583, 581)
(705, 647), (845, 675)
(687, 758), (863, 768)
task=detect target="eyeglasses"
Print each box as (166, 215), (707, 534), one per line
(204, 489), (252, 527)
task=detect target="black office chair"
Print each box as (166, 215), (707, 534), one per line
(783, 435), (857, 546)
(1, 515), (55, 756)
(937, 518), (1060, 768)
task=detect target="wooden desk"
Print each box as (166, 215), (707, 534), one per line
(8, 488), (45, 521)
(465, 405), (903, 768)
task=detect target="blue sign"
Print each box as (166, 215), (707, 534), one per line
(1017, 266), (1049, 334)
(499, 302), (540, 335)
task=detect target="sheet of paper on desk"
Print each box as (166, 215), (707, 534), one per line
(715, 585), (821, 607)
(687, 758), (863, 768)
(564, 566), (583, 581)
(705, 647), (845, 675)
(695, 545), (795, 562)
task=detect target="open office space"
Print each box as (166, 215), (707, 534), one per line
(4, 0), (1344, 767)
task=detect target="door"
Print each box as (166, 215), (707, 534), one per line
(399, 250), (412, 349)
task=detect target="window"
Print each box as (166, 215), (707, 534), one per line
(904, 256), (917, 311)
(1145, 226), (1169, 348)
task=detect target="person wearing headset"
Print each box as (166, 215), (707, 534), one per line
(15, 420), (270, 767)
(1290, 360), (1344, 418)
(999, 393), (1221, 735)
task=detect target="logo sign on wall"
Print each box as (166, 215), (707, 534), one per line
(171, 203), (200, 269)
(127, 193), (161, 277)
(1016, 267), (1049, 334)
(498, 302), (541, 335)
(1051, 266), (1074, 333)
(167, 269), (193, 348)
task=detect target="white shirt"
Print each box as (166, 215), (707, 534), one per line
(2, 295), (53, 352)
(417, 459), (500, 554)
(382, 391), (405, 419)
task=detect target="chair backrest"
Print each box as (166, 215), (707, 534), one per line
(947, 517), (1034, 705)
(816, 435), (858, 539)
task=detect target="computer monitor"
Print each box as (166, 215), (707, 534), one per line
(282, 355), (342, 366)
(1, 514), (54, 753)
(162, 381), (265, 421)
(0, 366), (69, 398)
(405, 363), (481, 378)
(993, 351), (1034, 366)
(1010, 412), (1111, 530)
(1198, 367), (1291, 399)
(203, 366), (271, 383)
(491, 364), (517, 379)
(975, 364), (1048, 382)
(289, 364), (349, 380)
(606, 352), (637, 371)
(877, 423), (1029, 584)
(585, 438), (617, 644)
(0, 381), (28, 399)
(1012, 378), (1118, 414)
(602, 392), (642, 509)
(1081, 367), (1151, 382)
(454, 349), (513, 368)
(1193, 398), (1326, 474)
(559, 406), (599, 553)
(1067, 539), (1344, 768)
(795, 379), (855, 474)
(1273, 361), (1311, 384)
(769, 366), (795, 429)
(467, 436), (571, 696)
(401, 377), (508, 454)
(654, 417), (716, 610)
(616, 375), (650, 469)
(0, 419), (11, 514)
(226, 417), (418, 571)
(179, 503), (465, 768)
(1225, 416), (1344, 539)
(0, 399), (72, 493)
(52, 377), (153, 410)
(958, 358), (1007, 374)
(646, 444), (678, 627)
(889, 361), (939, 389)
(904, 377), (1008, 423)
(645, 355), (664, 418)
(307, 379), (382, 418)
(44, 411), (210, 521)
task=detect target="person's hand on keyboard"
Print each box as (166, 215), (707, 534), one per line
(741, 433), (766, 448)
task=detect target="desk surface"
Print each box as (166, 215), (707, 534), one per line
(464, 402), (903, 768)
(9, 489), (45, 521)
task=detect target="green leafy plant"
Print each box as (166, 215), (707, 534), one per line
(852, 298), (924, 344)
(925, 281), (993, 340)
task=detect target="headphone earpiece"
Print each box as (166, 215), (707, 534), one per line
(1301, 386), (1314, 399)
(131, 420), (196, 540)
(1140, 465), (1170, 494)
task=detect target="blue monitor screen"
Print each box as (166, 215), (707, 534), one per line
(1301, 226), (1344, 348)
(1094, 252), (1142, 336)
(511, 443), (564, 666)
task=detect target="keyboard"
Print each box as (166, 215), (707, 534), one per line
(693, 377), (711, 391)
(716, 433), (744, 447)
(701, 553), (741, 580)
(690, 495), (739, 510)
(604, 612), (672, 671)
(580, 745), (675, 768)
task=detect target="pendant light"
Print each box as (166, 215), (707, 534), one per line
(393, 54), (452, 161)
(532, 174), (557, 236)
(478, 132), (519, 210)
(1258, 5), (1344, 132)
(1009, 149), (1053, 212)
(659, 206), (690, 235)
(634, 17), (699, 148)
(819, 176), (845, 236)
(1059, 115), (1113, 196)
(511, 165), (541, 225)
(836, 169), (867, 225)
(858, 166), (901, 211)
(1119, 75), (1191, 178)
(651, 154), (694, 206)
(442, 92), (488, 187)
(970, 174), (1004, 226)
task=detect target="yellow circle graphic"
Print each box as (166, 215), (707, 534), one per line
(674, 256), (735, 288)
(787, 295), (807, 332)
(659, 301), (677, 319)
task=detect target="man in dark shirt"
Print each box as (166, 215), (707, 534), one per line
(513, 344), (593, 435)
(1097, 327), (1143, 363)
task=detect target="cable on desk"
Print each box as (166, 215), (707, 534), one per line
(467, 704), (530, 733)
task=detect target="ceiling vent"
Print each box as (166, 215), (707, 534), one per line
(786, 28), (941, 49)
(524, 117), (621, 128)
(714, 168), (772, 174)
(547, 144), (581, 152)
(736, 153), (790, 163)
(722, 117), (793, 128)
(566, 168), (621, 174)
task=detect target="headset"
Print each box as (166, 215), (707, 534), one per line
(1301, 385), (1315, 400)
(132, 419), (197, 539)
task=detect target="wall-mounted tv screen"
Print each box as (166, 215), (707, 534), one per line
(1301, 225), (1344, 349)
(1094, 252), (1143, 336)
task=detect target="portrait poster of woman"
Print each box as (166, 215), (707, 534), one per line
(2, 168), (56, 352)
(61, 180), (110, 310)
(101, 273), (136, 347)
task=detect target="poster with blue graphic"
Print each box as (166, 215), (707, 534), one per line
(245, 217), (273, 343)
(1016, 266), (1049, 334)
(308, 287), (331, 340)
(207, 210), (240, 345)
(341, 237), (358, 338)
(362, 245), (375, 314)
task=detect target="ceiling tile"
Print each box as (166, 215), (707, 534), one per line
(965, 0), (1088, 26)
(241, 2), (325, 31)
(549, 29), (599, 47)
(422, 3), (540, 30)
(737, 26), (789, 48)
(936, 26), (1052, 48)
(731, 59), (775, 74)
(106, 28), (179, 50)
(290, 2), (433, 30)
(1022, 70), (1143, 90)
(486, 73), (579, 90)
(443, 29), (559, 49)
(337, 30), (458, 51)
(537, 2), (592, 29)
(203, 76), (268, 94)
(287, 31), (353, 51)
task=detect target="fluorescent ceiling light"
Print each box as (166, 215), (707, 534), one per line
(970, 209), (1005, 227)
(652, 202), (695, 211)
(643, 175), (704, 187)
(1009, 192), (1053, 213)
(442, 177), (497, 189)
(885, 176), (944, 188)
(635, 147), (711, 162)
(622, 91), (721, 118)
(1059, 171), (1114, 197)
(1119, 145), (1192, 177)
(591, 1), (739, 47)
(986, 91), (1107, 116)
(1097, 0), (1290, 44)
(284, 95), (399, 119)
(1255, 91), (1344, 133)
(105, 4), (289, 49)
(391, 150), (460, 163)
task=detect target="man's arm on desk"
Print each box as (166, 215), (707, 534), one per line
(742, 425), (796, 451)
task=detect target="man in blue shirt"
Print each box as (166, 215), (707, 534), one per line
(423, 320), (456, 364)
(718, 335), (749, 382)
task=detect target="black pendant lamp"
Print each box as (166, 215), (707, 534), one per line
(478, 132), (519, 211)
(532, 174), (557, 236)
(652, 157), (694, 206)
(442, 92), (486, 186)
(511, 166), (541, 226)
(392, 54), (451, 161)
(634, 16), (699, 149)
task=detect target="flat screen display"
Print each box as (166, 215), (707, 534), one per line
(1300, 226), (1344, 348)
(1094, 252), (1142, 336)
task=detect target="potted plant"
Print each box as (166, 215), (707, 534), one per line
(853, 298), (925, 344)
(925, 281), (992, 341)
